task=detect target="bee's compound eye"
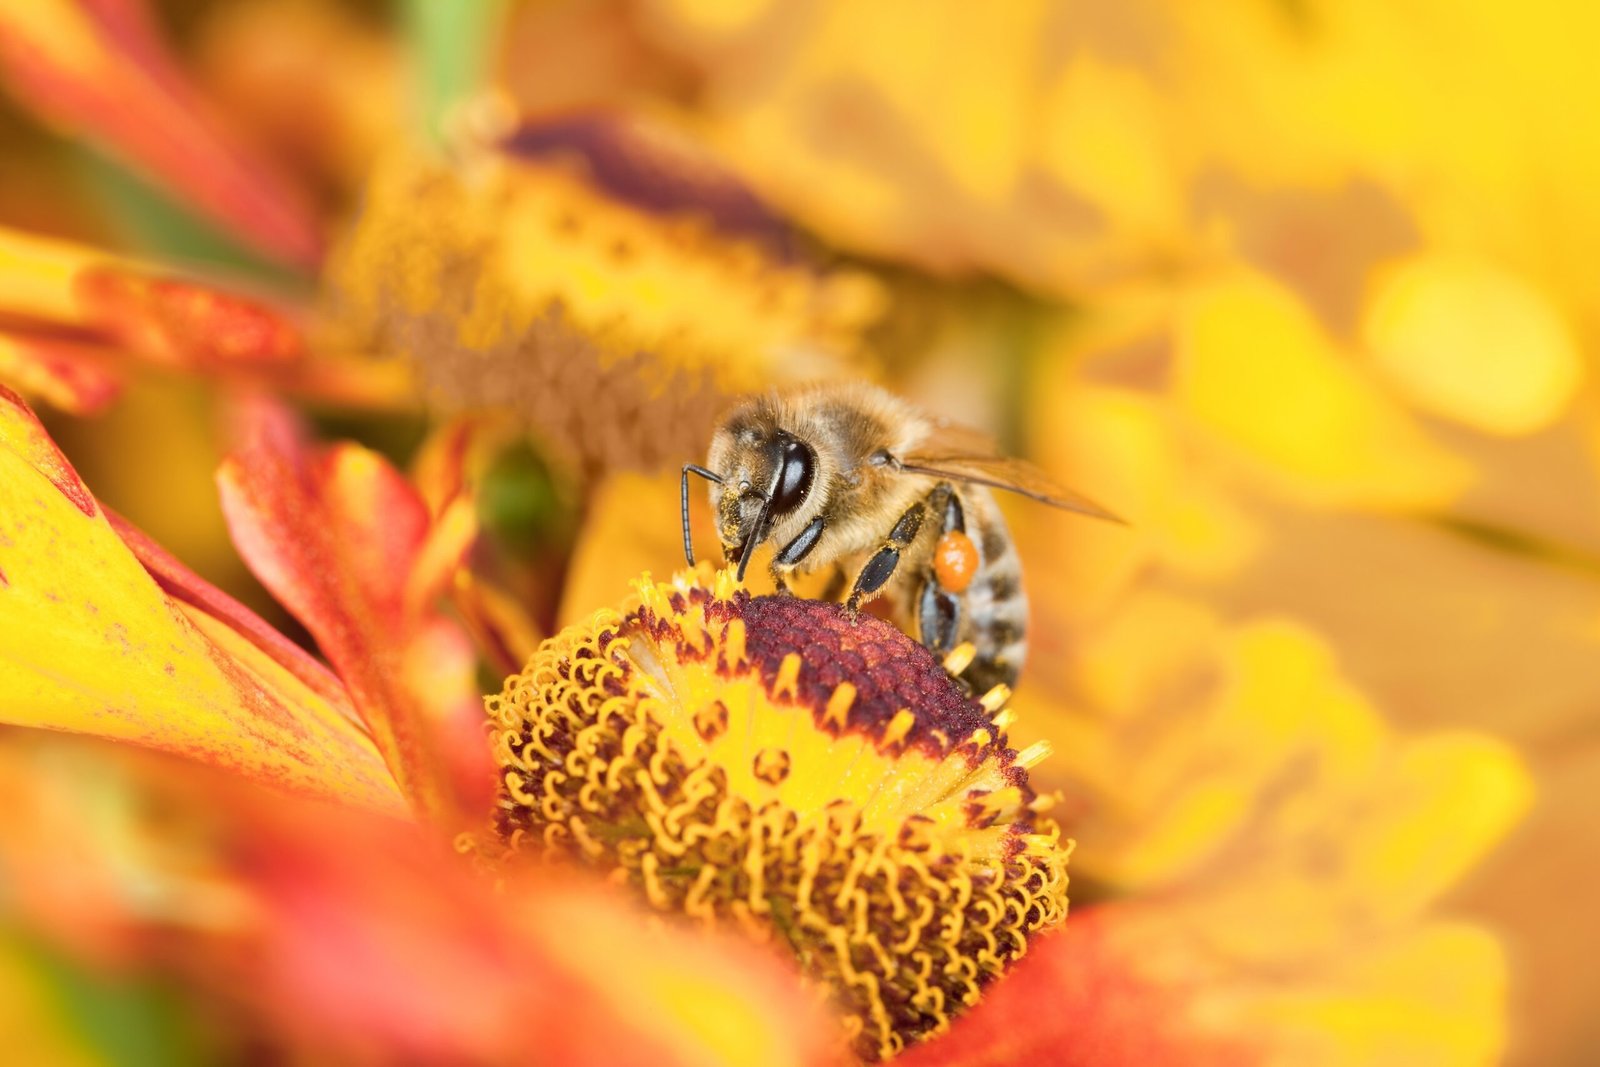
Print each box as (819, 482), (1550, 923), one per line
(770, 439), (816, 515)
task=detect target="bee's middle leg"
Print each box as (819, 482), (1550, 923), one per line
(845, 498), (927, 615)
(769, 514), (826, 594)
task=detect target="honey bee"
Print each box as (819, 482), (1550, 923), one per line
(681, 382), (1121, 693)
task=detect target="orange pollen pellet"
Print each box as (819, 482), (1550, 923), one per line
(934, 530), (979, 593)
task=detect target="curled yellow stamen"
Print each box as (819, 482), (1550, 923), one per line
(488, 566), (1071, 1060)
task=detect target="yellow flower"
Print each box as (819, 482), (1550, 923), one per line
(490, 566), (1067, 1059)
(325, 126), (886, 470)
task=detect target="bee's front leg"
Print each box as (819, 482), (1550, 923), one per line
(845, 500), (926, 616)
(770, 514), (826, 595)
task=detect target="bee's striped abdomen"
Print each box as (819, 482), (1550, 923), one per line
(957, 491), (1029, 693)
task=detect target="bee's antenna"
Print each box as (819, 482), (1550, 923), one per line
(737, 490), (773, 583)
(736, 448), (795, 583)
(681, 464), (723, 566)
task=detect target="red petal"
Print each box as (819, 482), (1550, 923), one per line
(0, 0), (322, 266)
(74, 266), (307, 371)
(217, 400), (489, 823)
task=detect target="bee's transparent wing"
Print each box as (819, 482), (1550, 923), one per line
(899, 441), (1125, 524)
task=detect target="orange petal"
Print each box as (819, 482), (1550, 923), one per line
(409, 417), (543, 674)
(450, 570), (543, 678)
(0, 385), (404, 815)
(217, 400), (486, 822)
(0, 1), (322, 266)
(190, 0), (403, 195)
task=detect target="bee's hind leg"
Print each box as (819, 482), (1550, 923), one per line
(917, 578), (960, 653)
(916, 483), (964, 655)
(845, 499), (927, 616)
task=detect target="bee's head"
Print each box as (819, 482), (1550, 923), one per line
(705, 416), (818, 575)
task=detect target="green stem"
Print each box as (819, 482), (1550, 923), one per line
(402, 0), (508, 146)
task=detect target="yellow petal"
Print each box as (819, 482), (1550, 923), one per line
(1039, 56), (1183, 241)
(0, 226), (113, 325)
(1365, 254), (1583, 436)
(1042, 612), (1532, 932)
(0, 388), (405, 815)
(558, 471), (693, 628)
(1024, 381), (1260, 619)
(1235, 921), (1509, 1066)
(1176, 272), (1471, 510)
(1352, 732), (1534, 923)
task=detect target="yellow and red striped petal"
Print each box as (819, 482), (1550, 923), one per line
(217, 400), (489, 823)
(0, 225), (411, 411)
(0, 225), (308, 371)
(0, 0), (321, 266)
(0, 224), (307, 380)
(0, 385), (404, 814)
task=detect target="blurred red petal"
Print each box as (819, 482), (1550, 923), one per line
(75, 265), (307, 371)
(0, 737), (843, 1066)
(899, 906), (1257, 1067)
(217, 400), (489, 823)
(0, 0), (322, 266)
(0, 327), (123, 414)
